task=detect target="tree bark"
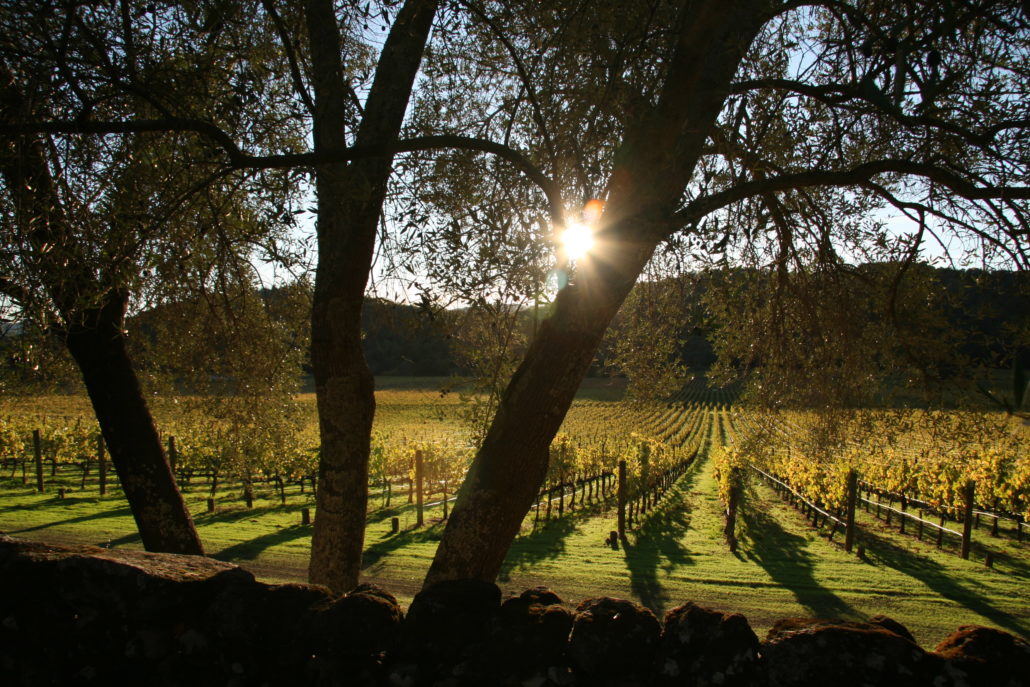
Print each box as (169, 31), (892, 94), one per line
(64, 291), (204, 554)
(305, 0), (439, 592)
(1, 66), (203, 556)
(425, 0), (771, 586)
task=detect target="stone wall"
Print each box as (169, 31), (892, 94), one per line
(0, 535), (1026, 686)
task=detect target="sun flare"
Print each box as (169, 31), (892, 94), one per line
(561, 222), (595, 260)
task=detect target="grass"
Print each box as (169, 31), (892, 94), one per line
(2, 438), (1027, 648)
(1, 377), (1028, 648)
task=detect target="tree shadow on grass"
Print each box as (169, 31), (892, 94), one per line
(7, 505), (134, 534)
(857, 527), (1029, 638)
(212, 525), (312, 562)
(621, 453), (708, 613)
(623, 499), (695, 613)
(498, 515), (580, 583)
(100, 531), (142, 548)
(740, 493), (856, 621)
(361, 520), (446, 570)
(190, 504), (303, 526)
(0, 493), (90, 513)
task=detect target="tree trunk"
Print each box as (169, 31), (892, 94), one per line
(425, 0), (768, 586)
(64, 290), (203, 555)
(305, 0), (439, 593)
(2, 69), (202, 556)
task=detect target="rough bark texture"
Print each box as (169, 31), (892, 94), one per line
(424, 0), (772, 587)
(1, 65), (202, 555)
(64, 293), (204, 554)
(305, 0), (439, 592)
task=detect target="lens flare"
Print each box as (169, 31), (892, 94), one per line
(561, 222), (595, 260)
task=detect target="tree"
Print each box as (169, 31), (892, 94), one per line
(0, 0), (532, 591)
(6, 0), (1028, 593)
(0, 3), (306, 554)
(418, 0), (1030, 585)
(0, 66), (206, 553)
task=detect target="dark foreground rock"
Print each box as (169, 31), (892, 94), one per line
(934, 625), (1030, 687)
(1, 535), (1025, 686)
(568, 596), (661, 686)
(763, 617), (941, 687)
(654, 601), (763, 687)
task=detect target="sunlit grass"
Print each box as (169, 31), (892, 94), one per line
(1, 377), (1028, 647)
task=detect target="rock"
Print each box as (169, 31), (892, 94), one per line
(763, 618), (937, 687)
(867, 614), (916, 643)
(482, 589), (574, 684)
(519, 586), (565, 607)
(934, 625), (1030, 687)
(654, 601), (763, 687)
(568, 597), (661, 686)
(205, 580), (332, 684)
(391, 578), (501, 685)
(307, 583), (403, 660)
(0, 534), (256, 686)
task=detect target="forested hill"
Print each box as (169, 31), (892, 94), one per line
(2, 266), (1024, 385)
(357, 266), (1028, 376)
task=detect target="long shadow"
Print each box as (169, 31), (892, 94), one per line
(189, 503), (304, 526)
(857, 526), (1029, 638)
(212, 525), (312, 562)
(623, 499), (695, 612)
(7, 505), (135, 534)
(102, 531), (142, 547)
(0, 492), (121, 513)
(499, 515), (580, 582)
(622, 459), (706, 612)
(361, 521), (446, 570)
(741, 491), (856, 620)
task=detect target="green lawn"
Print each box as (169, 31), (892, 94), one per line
(2, 440), (1027, 648)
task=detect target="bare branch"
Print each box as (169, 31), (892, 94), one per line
(677, 158), (1030, 228)
(260, 0), (317, 117)
(0, 119), (567, 226)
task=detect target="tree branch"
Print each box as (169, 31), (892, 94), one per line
(0, 275), (33, 307)
(676, 158), (1030, 228)
(0, 119), (567, 226)
(730, 76), (1030, 148)
(260, 0), (317, 117)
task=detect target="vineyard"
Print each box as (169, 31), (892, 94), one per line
(719, 407), (1030, 559)
(1, 377), (1028, 642)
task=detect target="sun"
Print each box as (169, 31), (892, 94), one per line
(561, 221), (595, 260)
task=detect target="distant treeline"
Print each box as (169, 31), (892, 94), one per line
(1, 266), (1025, 387)
(358, 266), (1028, 377)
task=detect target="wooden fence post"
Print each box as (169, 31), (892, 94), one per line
(167, 436), (178, 474)
(97, 434), (107, 496)
(442, 479), (449, 520)
(33, 429), (44, 493)
(844, 469), (858, 553)
(415, 449), (424, 528)
(617, 460), (627, 539)
(961, 480), (975, 560)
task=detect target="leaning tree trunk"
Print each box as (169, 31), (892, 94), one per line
(424, 0), (770, 586)
(64, 290), (204, 555)
(305, 0), (439, 593)
(1, 67), (203, 556)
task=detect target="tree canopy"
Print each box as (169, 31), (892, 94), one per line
(2, 0), (1028, 591)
